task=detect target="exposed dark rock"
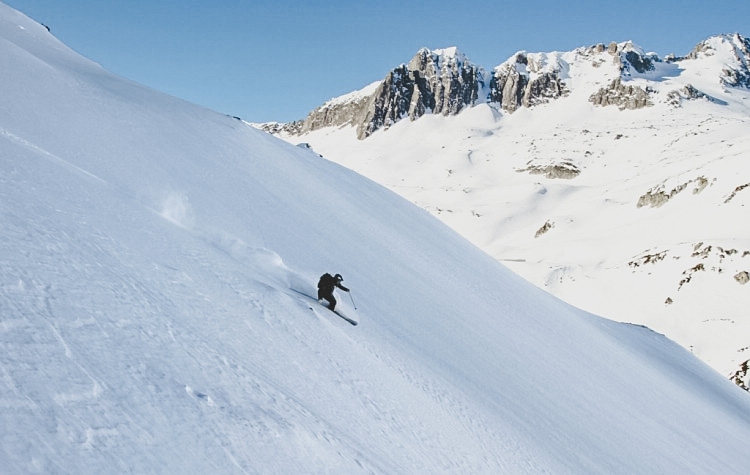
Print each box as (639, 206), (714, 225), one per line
(285, 48), (485, 140)
(489, 52), (568, 113)
(628, 250), (668, 268)
(686, 33), (750, 88)
(667, 84), (729, 106)
(586, 42), (662, 109)
(729, 360), (749, 392)
(637, 189), (674, 208)
(624, 50), (655, 74)
(357, 49), (485, 138)
(258, 120), (303, 135)
(517, 161), (580, 179)
(590, 77), (653, 110)
(724, 183), (750, 203)
(535, 220), (555, 238)
(262, 34), (750, 140)
(637, 177), (709, 208)
(678, 263), (705, 290)
(301, 95), (371, 135)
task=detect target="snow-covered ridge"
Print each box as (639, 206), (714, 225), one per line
(687, 33), (750, 87)
(426, 46), (470, 71)
(432, 45), (462, 59)
(321, 81), (381, 108)
(268, 46), (487, 139)
(270, 34), (750, 139)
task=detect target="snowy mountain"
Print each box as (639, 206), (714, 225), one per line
(3, 3), (750, 473)
(268, 36), (750, 388)
(266, 35), (750, 139)
(263, 47), (487, 140)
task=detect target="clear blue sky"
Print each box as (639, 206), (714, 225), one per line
(5, 0), (750, 123)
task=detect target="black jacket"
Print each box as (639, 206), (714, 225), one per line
(318, 273), (349, 294)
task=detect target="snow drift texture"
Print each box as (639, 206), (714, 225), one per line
(1, 3), (750, 473)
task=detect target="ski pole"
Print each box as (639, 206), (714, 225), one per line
(348, 291), (358, 310)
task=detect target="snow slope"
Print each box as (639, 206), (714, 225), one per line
(2, 4), (750, 473)
(278, 40), (750, 382)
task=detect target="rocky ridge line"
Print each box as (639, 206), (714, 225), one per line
(264, 35), (750, 140)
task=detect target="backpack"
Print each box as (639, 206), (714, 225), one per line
(317, 273), (333, 289)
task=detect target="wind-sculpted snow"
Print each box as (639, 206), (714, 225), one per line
(2, 3), (750, 473)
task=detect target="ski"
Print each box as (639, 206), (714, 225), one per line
(329, 307), (358, 326)
(291, 289), (358, 326)
(310, 299), (358, 325)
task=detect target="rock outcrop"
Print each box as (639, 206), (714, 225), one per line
(355, 48), (485, 138)
(666, 84), (728, 106)
(730, 360), (749, 391)
(263, 34), (750, 139)
(637, 177), (709, 208)
(517, 160), (581, 179)
(589, 78), (653, 109)
(356, 49), (483, 138)
(488, 52), (569, 113)
(686, 33), (750, 88)
(287, 48), (487, 139)
(302, 95), (371, 134)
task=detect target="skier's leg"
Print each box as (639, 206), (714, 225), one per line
(318, 290), (336, 310)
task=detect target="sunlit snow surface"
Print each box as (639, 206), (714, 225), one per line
(1, 4), (750, 474)
(285, 38), (750, 381)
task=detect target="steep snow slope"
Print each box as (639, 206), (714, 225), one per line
(279, 39), (750, 382)
(2, 4), (750, 473)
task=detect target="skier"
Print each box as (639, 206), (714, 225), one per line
(317, 273), (349, 311)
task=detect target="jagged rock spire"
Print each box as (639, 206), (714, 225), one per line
(356, 47), (485, 138)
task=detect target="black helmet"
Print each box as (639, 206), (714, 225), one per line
(334, 273), (343, 281)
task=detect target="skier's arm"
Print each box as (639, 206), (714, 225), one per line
(337, 283), (350, 292)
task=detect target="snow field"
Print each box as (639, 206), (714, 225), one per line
(2, 4), (750, 473)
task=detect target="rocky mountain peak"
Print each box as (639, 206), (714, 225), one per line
(615, 41), (657, 75)
(685, 33), (750, 87)
(356, 47), (486, 138)
(410, 46), (468, 71)
(489, 51), (569, 113)
(268, 34), (749, 140)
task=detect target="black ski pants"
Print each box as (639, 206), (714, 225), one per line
(318, 289), (336, 310)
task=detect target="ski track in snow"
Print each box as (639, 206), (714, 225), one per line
(0, 127), (106, 184)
